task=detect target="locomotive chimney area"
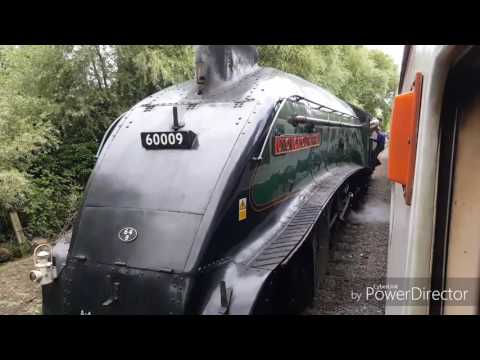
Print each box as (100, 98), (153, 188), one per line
(195, 45), (259, 94)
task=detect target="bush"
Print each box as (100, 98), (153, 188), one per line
(23, 141), (96, 238)
(24, 175), (82, 239)
(2, 240), (32, 258)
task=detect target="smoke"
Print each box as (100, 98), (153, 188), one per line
(349, 198), (389, 224)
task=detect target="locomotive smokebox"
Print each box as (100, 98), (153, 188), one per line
(195, 45), (259, 91)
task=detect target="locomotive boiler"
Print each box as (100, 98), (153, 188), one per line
(31, 45), (376, 314)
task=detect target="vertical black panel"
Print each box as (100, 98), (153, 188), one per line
(430, 95), (458, 315)
(429, 47), (480, 314)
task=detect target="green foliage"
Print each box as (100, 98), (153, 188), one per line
(258, 45), (398, 123)
(113, 45), (195, 107)
(0, 45), (398, 239)
(24, 142), (96, 238)
(130, 45), (195, 89)
(0, 45), (195, 239)
(258, 45), (320, 81)
(0, 170), (31, 212)
(24, 175), (82, 238)
(0, 46), (59, 213)
(2, 240), (32, 258)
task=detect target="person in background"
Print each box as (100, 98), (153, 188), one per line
(370, 118), (385, 166)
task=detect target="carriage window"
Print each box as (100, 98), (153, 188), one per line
(273, 101), (295, 135)
(268, 99), (323, 158)
(309, 108), (330, 120)
(273, 100), (313, 136)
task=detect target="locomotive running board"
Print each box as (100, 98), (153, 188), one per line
(248, 164), (364, 271)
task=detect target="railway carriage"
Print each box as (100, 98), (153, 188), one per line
(387, 45), (480, 314)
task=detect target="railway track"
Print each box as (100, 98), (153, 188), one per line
(303, 151), (390, 315)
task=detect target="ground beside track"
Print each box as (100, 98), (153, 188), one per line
(0, 256), (42, 315)
(0, 232), (71, 315)
(303, 151), (390, 315)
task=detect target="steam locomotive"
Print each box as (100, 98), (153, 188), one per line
(31, 45), (377, 314)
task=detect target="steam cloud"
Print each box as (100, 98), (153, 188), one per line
(349, 198), (389, 224)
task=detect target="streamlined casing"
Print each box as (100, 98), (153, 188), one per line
(43, 66), (372, 314)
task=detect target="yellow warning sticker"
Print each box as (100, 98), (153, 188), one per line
(239, 197), (247, 221)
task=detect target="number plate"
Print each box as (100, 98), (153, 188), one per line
(141, 131), (197, 150)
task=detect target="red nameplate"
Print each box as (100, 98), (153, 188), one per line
(274, 133), (321, 155)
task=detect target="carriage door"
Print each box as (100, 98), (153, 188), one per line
(432, 47), (480, 315)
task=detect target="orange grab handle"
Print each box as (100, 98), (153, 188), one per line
(388, 72), (423, 205)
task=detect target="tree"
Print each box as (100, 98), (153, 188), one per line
(0, 45), (196, 239)
(258, 45), (398, 126)
(113, 45), (195, 110)
(258, 45), (320, 82)
(0, 47), (58, 210)
(0, 46), (59, 243)
(367, 49), (398, 124)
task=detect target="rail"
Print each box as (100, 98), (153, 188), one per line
(289, 95), (359, 121)
(252, 98), (288, 161)
(290, 115), (366, 128)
